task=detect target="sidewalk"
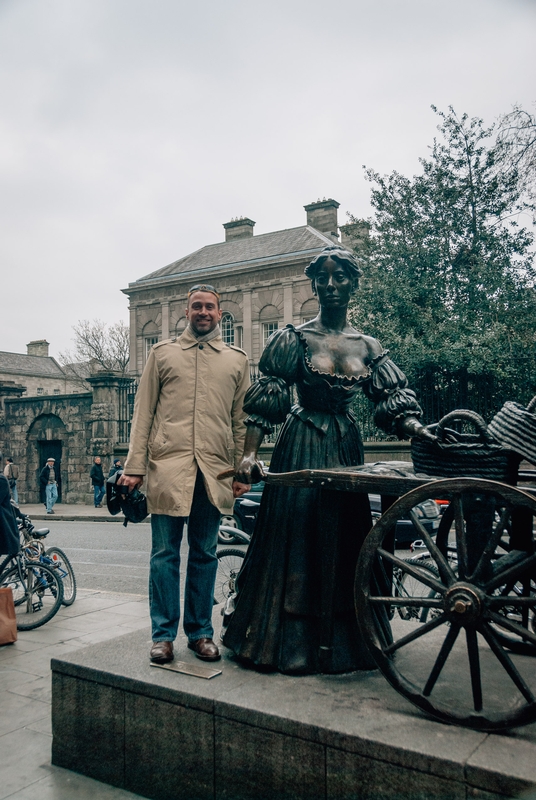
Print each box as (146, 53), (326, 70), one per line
(1, 588), (149, 799)
(17, 503), (149, 524)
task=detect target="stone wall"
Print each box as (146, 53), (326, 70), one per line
(0, 373), (128, 505)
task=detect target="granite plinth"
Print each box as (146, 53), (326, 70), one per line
(51, 628), (536, 800)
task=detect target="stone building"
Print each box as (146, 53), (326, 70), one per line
(123, 199), (365, 373)
(0, 340), (83, 405)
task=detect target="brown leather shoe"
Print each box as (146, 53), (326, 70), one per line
(150, 640), (174, 664)
(188, 638), (221, 662)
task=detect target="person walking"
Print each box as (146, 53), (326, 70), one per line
(120, 284), (250, 665)
(40, 457), (58, 514)
(3, 458), (19, 505)
(108, 458), (122, 478)
(90, 456), (105, 508)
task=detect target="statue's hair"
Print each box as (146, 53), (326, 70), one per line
(304, 246), (363, 289)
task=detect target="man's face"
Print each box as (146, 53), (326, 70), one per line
(186, 291), (222, 335)
(47, 460), (54, 467)
(95, 457), (101, 464)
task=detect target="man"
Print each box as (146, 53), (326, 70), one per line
(90, 456), (105, 508)
(120, 284), (250, 664)
(3, 457), (19, 504)
(40, 458), (58, 514)
(108, 458), (122, 478)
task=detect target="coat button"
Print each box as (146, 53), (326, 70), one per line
(199, 344), (204, 349)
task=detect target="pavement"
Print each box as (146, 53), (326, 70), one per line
(16, 503), (149, 524)
(1, 587), (149, 799)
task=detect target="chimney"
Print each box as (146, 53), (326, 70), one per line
(27, 340), (50, 357)
(223, 216), (255, 242)
(304, 198), (340, 238)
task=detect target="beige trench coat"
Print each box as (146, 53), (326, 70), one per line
(124, 328), (250, 516)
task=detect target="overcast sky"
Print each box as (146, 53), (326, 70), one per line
(1, 0), (535, 359)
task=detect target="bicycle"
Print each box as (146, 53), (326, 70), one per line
(0, 542), (64, 630)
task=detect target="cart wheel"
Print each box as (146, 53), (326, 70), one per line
(355, 478), (536, 731)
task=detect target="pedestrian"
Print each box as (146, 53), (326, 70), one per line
(3, 457), (19, 505)
(90, 456), (105, 508)
(120, 283), (250, 665)
(108, 458), (122, 478)
(40, 457), (58, 515)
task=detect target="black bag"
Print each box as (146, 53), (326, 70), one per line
(411, 409), (520, 483)
(106, 470), (148, 526)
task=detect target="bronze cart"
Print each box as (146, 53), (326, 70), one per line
(265, 464), (536, 732)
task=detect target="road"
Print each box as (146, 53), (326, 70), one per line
(40, 520), (154, 595)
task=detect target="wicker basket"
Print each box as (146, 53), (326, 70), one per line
(411, 409), (520, 483)
(488, 395), (536, 466)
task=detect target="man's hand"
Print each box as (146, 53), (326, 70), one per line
(232, 481), (251, 498)
(118, 474), (144, 492)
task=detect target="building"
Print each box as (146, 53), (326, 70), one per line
(0, 340), (83, 406)
(123, 199), (366, 374)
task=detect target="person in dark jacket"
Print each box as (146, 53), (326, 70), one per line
(0, 474), (19, 555)
(90, 456), (105, 508)
(108, 459), (122, 478)
(40, 457), (58, 514)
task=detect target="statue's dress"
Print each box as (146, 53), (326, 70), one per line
(222, 324), (422, 674)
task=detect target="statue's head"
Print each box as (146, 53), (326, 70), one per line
(304, 246), (363, 296)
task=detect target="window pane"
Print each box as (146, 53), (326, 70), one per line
(221, 313), (234, 346)
(145, 336), (159, 360)
(262, 322), (278, 347)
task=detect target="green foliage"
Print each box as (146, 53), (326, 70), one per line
(349, 106), (536, 386)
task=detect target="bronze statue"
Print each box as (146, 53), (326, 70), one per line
(223, 246), (434, 674)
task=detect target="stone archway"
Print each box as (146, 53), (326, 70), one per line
(27, 414), (68, 504)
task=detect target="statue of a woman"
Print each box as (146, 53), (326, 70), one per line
(223, 246), (433, 674)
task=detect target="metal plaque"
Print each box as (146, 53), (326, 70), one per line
(150, 660), (222, 679)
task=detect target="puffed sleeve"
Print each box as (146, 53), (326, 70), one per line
(362, 354), (422, 436)
(243, 326), (300, 431)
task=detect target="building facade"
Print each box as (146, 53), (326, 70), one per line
(123, 199), (365, 373)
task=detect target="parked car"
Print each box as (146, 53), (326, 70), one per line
(220, 483), (441, 547)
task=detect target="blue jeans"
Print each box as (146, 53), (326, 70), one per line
(46, 483), (58, 512)
(10, 483), (19, 505)
(150, 470), (221, 642)
(93, 485), (105, 507)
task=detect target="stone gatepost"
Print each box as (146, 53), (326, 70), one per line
(87, 372), (126, 467)
(0, 381), (25, 461)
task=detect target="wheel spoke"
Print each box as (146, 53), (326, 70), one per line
(465, 628), (483, 711)
(470, 508), (511, 583)
(407, 510), (457, 587)
(384, 613), (448, 655)
(377, 548), (445, 594)
(423, 623), (461, 697)
(486, 609), (536, 647)
(453, 496), (469, 580)
(479, 622), (535, 703)
(484, 552), (536, 594)
(487, 596), (536, 608)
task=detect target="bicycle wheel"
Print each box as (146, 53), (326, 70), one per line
(395, 558), (440, 622)
(1, 561), (64, 630)
(214, 548), (245, 605)
(45, 547), (77, 606)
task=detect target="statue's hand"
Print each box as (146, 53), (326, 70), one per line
(414, 425), (439, 444)
(234, 454), (265, 485)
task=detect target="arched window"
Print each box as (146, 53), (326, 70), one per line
(221, 312), (235, 346)
(300, 297), (319, 323)
(175, 317), (187, 336)
(259, 304), (280, 348)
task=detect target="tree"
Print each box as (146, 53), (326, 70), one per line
(349, 106), (536, 398)
(496, 104), (536, 213)
(59, 319), (131, 383)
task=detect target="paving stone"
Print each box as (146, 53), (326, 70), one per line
(4, 765), (142, 799)
(8, 673), (52, 703)
(467, 735), (536, 798)
(0, 726), (52, 800)
(0, 689), (50, 736)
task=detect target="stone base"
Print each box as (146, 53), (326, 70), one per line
(51, 629), (536, 800)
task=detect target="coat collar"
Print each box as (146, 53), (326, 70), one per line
(179, 327), (225, 351)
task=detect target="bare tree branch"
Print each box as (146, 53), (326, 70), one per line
(59, 319), (130, 377)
